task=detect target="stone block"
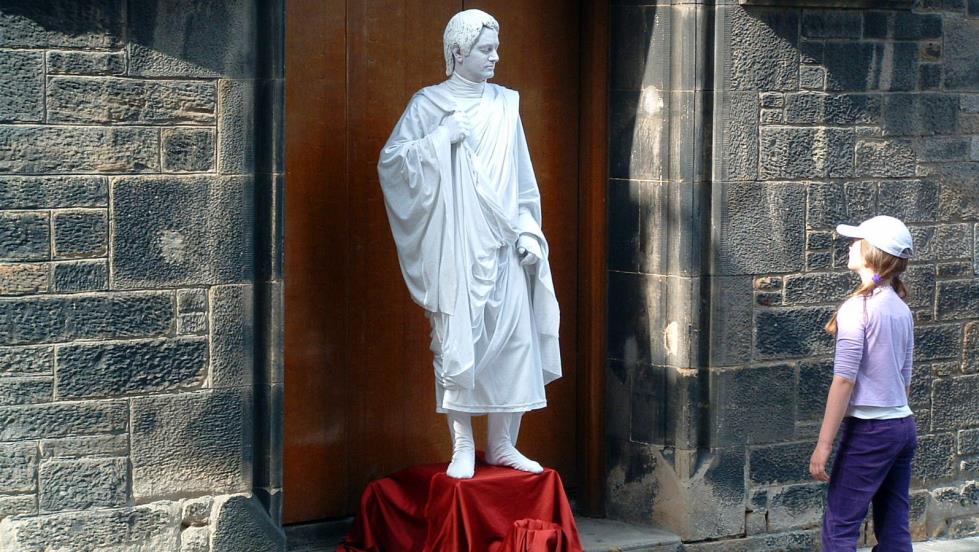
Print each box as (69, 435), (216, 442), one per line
(181, 496), (213, 526)
(131, 390), (250, 500)
(801, 9), (861, 38)
(181, 526), (210, 552)
(960, 429), (979, 456)
(965, 322), (979, 374)
(915, 324), (963, 362)
(783, 272), (855, 305)
(0, 502), (181, 551)
(211, 285), (254, 388)
(0, 377), (52, 406)
(0, 176), (107, 209)
(0, 400), (127, 441)
(717, 182), (805, 274)
(717, 91), (759, 181)
(0, 442), (38, 494)
(903, 264), (936, 310)
(799, 66), (825, 91)
(767, 483), (825, 531)
(921, 164), (979, 221)
(47, 77), (215, 125)
(798, 359), (833, 421)
(0, 50), (43, 122)
(784, 93), (880, 125)
(608, 272), (652, 364)
(760, 108), (784, 124)
(211, 494), (286, 552)
(177, 288), (208, 313)
(946, 17), (979, 90)
(39, 434), (128, 459)
(0, 263), (49, 296)
(916, 137), (971, 162)
(919, 63), (943, 90)
(46, 50), (126, 75)
(0, 1), (123, 48)
(915, 433), (957, 482)
(883, 94), (959, 137)
(52, 209), (107, 258)
(910, 367), (933, 410)
(913, 225), (973, 262)
(760, 93), (783, 109)
(38, 458), (128, 512)
(631, 364), (668, 445)
(609, 90), (668, 181)
(710, 276), (754, 367)
(0, 212), (49, 262)
(759, 128), (855, 180)
(854, 140), (916, 177)
(163, 128), (215, 173)
(933, 375), (979, 431)
(56, 338), (207, 399)
(0, 292), (172, 346)
(937, 280), (979, 321)
(823, 42), (915, 92)
(724, 7), (799, 91)
(610, 5), (670, 91)
(112, 176), (254, 288)
(178, 313), (208, 335)
(52, 260), (108, 293)
(878, 180), (939, 224)
(0, 495), (36, 519)
(806, 251), (833, 271)
(755, 306), (835, 360)
(0, 346), (52, 376)
(712, 364), (795, 446)
(0, 126), (160, 173)
(607, 180), (642, 273)
(749, 441), (814, 486)
(127, 0), (256, 78)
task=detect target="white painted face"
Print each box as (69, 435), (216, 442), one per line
(454, 27), (499, 83)
(847, 239), (867, 271)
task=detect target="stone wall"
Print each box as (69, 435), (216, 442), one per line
(0, 1), (284, 550)
(608, 0), (979, 549)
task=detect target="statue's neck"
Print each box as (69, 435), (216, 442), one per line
(446, 72), (485, 99)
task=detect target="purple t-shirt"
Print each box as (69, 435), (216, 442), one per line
(833, 285), (914, 407)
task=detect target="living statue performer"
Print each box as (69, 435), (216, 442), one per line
(377, 9), (561, 479)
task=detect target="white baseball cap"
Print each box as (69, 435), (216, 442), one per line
(836, 215), (913, 259)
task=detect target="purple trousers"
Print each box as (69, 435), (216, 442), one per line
(822, 416), (917, 552)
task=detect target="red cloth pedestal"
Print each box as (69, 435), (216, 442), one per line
(339, 458), (583, 552)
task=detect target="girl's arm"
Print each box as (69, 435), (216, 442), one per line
(810, 375), (855, 481)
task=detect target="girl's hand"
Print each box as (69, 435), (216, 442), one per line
(809, 444), (832, 482)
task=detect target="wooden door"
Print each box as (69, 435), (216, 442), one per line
(284, 0), (600, 524)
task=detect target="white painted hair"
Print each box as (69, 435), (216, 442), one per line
(443, 9), (499, 76)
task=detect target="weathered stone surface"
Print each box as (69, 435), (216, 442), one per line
(755, 307), (835, 360)
(718, 182), (805, 274)
(131, 390), (250, 500)
(0, 495), (35, 519)
(0, 400), (126, 441)
(0, 501), (181, 551)
(211, 285), (253, 388)
(181, 496), (213, 526)
(0, 263), (48, 296)
(181, 526), (210, 552)
(882, 94), (959, 136)
(759, 128), (855, 180)
(0, 51), (43, 122)
(784, 93), (880, 125)
(798, 359), (833, 421)
(937, 280), (979, 320)
(823, 42), (915, 92)
(878, 180), (939, 223)
(903, 264), (936, 310)
(0, 1), (123, 48)
(219, 79), (256, 175)
(177, 289), (207, 313)
(801, 9), (861, 38)
(611, 5), (670, 92)
(919, 63), (942, 91)
(710, 277), (754, 367)
(783, 272), (855, 305)
(913, 224), (974, 262)
(924, 164), (979, 222)
(46, 50), (125, 75)
(52, 260), (108, 293)
(0, 377), (52, 406)
(38, 458), (128, 512)
(127, 0), (257, 78)
(163, 128), (215, 172)
(916, 137), (971, 162)
(47, 77), (215, 125)
(725, 7), (799, 91)
(0, 442), (38, 494)
(0, 346), (52, 376)
(945, 17), (979, 90)
(178, 313), (208, 335)
(0, 126), (160, 174)
(683, 530), (818, 552)
(0, 292), (172, 346)
(961, 429), (979, 456)
(0, 212), (49, 262)
(916, 324), (963, 362)
(966, 322), (979, 374)
(112, 176), (254, 288)
(933, 375), (979, 431)
(854, 140), (916, 177)
(56, 338), (207, 399)
(914, 433), (957, 482)
(0, 176), (107, 209)
(39, 434), (128, 459)
(52, 209), (107, 258)
(609, 90), (668, 181)
(767, 483), (825, 531)
(864, 11), (942, 40)
(718, 92), (759, 181)
(712, 365), (795, 445)
(749, 441), (813, 486)
(211, 494), (286, 552)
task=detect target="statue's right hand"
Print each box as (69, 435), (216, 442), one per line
(442, 111), (471, 144)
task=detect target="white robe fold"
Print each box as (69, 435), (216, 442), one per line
(377, 78), (561, 413)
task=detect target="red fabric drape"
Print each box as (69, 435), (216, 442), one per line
(340, 460), (583, 552)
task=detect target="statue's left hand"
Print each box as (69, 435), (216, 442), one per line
(516, 234), (542, 267)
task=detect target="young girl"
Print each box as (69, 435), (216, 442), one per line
(809, 215), (916, 552)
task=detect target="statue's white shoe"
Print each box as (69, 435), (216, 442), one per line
(446, 412), (475, 479)
(486, 412), (543, 474)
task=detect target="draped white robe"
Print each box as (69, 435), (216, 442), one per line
(377, 74), (561, 413)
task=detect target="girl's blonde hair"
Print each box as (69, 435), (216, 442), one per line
(825, 239), (910, 335)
